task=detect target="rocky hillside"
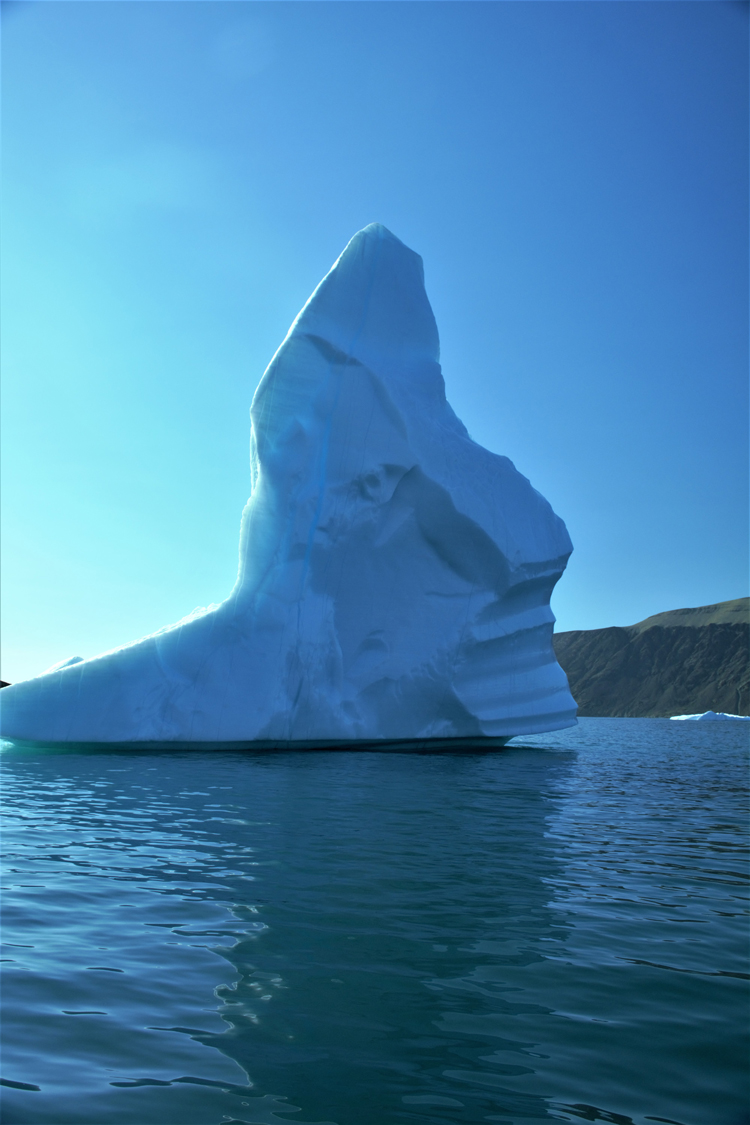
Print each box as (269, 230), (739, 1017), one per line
(553, 598), (749, 718)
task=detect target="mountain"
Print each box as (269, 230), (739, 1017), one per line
(553, 598), (749, 717)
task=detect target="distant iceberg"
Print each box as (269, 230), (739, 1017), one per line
(670, 711), (750, 721)
(0, 224), (577, 748)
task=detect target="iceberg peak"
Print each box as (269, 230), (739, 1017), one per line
(286, 222), (439, 374)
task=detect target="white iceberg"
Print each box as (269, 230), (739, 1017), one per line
(0, 224), (576, 748)
(670, 711), (750, 721)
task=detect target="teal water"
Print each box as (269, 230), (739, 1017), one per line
(1, 718), (747, 1125)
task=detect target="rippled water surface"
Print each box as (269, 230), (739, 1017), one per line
(1, 718), (748, 1125)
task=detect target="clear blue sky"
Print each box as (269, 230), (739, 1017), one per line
(2, 1), (747, 684)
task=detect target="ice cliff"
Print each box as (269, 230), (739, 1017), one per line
(1, 224), (577, 746)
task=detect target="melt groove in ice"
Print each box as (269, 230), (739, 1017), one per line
(1, 225), (577, 746)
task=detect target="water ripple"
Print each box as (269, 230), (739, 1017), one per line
(1, 718), (747, 1124)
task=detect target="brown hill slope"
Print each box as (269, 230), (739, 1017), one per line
(553, 598), (749, 717)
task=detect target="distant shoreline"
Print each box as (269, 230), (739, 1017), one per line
(554, 597), (749, 718)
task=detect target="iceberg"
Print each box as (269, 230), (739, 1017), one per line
(670, 711), (750, 721)
(0, 224), (577, 748)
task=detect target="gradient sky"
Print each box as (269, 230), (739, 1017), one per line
(2, 0), (748, 684)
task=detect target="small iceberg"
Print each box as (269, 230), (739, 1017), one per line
(670, 711), (750, 721)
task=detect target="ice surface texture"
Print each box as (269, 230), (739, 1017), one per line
(1, 225), (576, 746)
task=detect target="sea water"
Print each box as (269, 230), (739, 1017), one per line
(1, 718), (747, 1125)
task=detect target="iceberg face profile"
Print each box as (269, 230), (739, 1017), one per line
(1, 225), (576, 746)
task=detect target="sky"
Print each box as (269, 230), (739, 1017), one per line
(2, 0), (748, 684)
